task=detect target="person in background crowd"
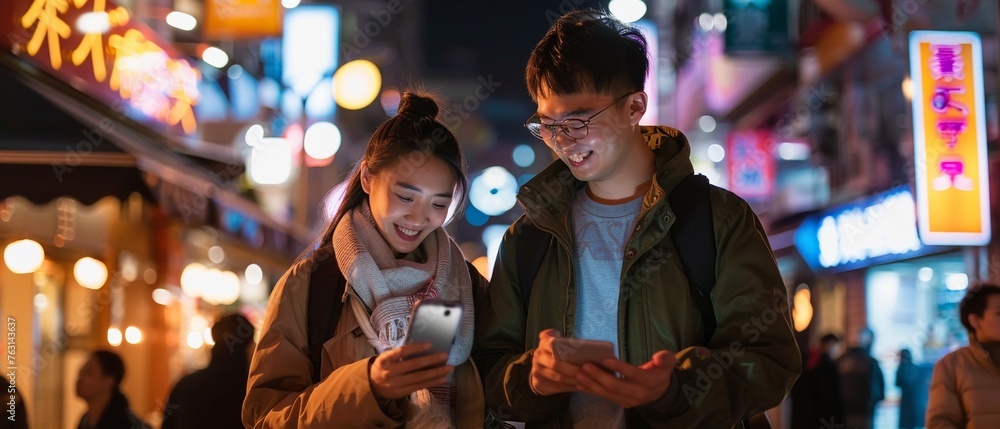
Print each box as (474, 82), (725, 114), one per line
(792, 333), (844, 428)
(243, 91), (487, 428)
(162, 313), (255, 429)
(896, 348), (931, 429)
(837, 327), (885, 429)
(1, 374), (29, 429)
(75, 350), (147, 429)
(926, 283), (1000, 428)
(474, 9), (801, 427)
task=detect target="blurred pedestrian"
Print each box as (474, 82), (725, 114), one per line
(162, 313), (255, 429)
(1, 374), (28, 429)
(926, 283), (1000, 428)
(792, 333), (845, 428)
(837, 327), (885, 429)
(75, 350), (147, 429)
(243, 92), (487, 428)
(896, 348), (930, 429)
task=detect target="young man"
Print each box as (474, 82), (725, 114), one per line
(474, 10), (801, 427)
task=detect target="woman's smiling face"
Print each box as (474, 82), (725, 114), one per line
(362, 154), (457, 255)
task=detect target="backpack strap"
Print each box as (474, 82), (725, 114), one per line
(665, 174), (718, 344)
(306, 248), (347, 384)
(515, 220), (551, 314)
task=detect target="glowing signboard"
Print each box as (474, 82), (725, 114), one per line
(794, 186), (939, 273)
(726, 130), (775, 199)
(909, 31), (991, 246)
(203, 0), (282, 40)
(6, 0), (200, 134)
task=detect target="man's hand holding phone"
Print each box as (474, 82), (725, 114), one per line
(575, 349), (678, 409)
(530, 329), (679, 408)
(529, 329), (604, 396)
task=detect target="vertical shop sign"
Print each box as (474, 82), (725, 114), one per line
(726, 130), (775, 199)
(909, 31), (991, 245)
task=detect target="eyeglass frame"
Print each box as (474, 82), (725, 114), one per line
(523, 93), (632, 141)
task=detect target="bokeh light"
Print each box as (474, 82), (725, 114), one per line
(465, 205), (489, 227)
(74, 257), (108, 290)
(108, 328), (123, 347)
(165, 11), (196, 31)
(609, 0), (647, 23)
(208, 245), (225, 264)
(202, 46), (229, 69)
(707, 143), (726, 163)
(248, 137), (293, 185)
(469, 167), (518, 216)
(152, 288), (174, 306)
(125, 326), (143, 344)
(381, 89), (401, 116)
(333, 60), (381, 110)
(245, 264), (263, 285)
(4, 239), (44, 274)
(512, 144), (536, 167)
(304, 121), (342, 160)
(698, 115), (717, 133)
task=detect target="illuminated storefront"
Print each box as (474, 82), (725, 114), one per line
(0, 0), (306, 426)
(789, 184), (989, 426)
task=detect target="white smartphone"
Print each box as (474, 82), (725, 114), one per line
(551, 337), (616, 368)
(403, 299), (463, 358)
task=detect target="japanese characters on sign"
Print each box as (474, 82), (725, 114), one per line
(909, 31), (991, 246)
(9, 0), (200, 134)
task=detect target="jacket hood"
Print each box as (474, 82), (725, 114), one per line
(518, 125), (694, 222)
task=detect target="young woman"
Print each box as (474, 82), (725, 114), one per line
(243, 92), (486, 428)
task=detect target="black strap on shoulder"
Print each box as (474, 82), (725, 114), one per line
(515, 220), (551, 314)
(514, 174), (717, 343)
(307, 248), (346, 384)
(666, 174), (717, 344)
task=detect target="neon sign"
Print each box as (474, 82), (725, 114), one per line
(909, 31), (991, 246)
(795, 186), (937, 273)
(10, 0), (200, 134)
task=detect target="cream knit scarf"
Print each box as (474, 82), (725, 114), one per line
(331, 201), (474, 427)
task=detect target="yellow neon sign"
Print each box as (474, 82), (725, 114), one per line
(15, 0), (200, 134)
(21, 0), (71, 69)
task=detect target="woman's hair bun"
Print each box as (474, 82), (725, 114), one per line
(397, 92), (439, 119)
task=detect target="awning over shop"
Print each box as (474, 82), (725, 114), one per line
(0, 53), (312, 256)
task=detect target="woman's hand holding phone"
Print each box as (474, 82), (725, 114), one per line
(368, 299), (461, 400)
(369, 343), (453, 400)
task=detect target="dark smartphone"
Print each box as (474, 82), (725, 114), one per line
(403, 299), (463, 358)
(551, 337), (616, 367)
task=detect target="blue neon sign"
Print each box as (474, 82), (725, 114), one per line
(794, 186), (943, 273)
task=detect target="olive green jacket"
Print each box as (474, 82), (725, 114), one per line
(474, 126), (801, 428)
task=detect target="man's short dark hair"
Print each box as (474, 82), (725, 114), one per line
(525, 9), (649, 101)
(91, 350), (125, 390)
(959, 283), (1000, 337)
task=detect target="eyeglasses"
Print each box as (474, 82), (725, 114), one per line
(524, 93), (631, 141)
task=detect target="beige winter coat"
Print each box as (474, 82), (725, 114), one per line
(242, 255), (487, 428)
(926, 341), (1000, 428)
